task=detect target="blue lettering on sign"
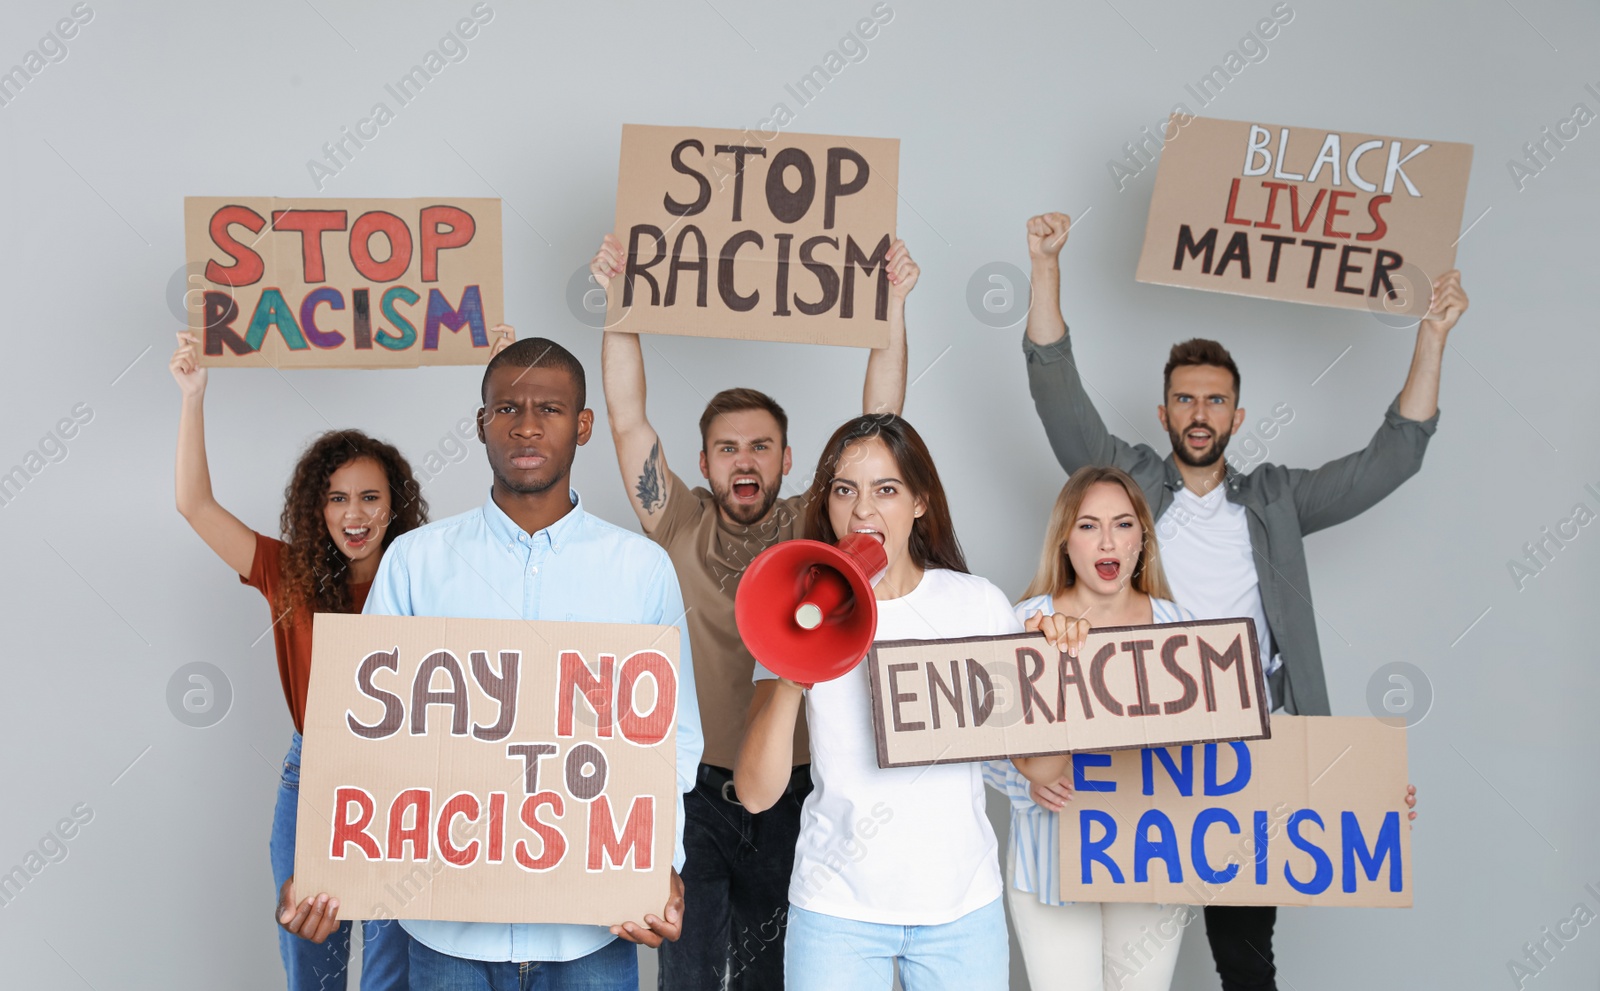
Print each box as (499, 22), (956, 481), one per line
(1341, 810), (1403, 892)
(1204, 741), (1252, 795)
(1192, 808), (1241, 884)
(1142, 746), (1194, 796)
(1080, 810), (1124, 883)
(1133, 810), (1183, 883)
(1074, 752), (1116, 792)
(1253, 809), (1270, 885)
(1284, 810), (1334, 895)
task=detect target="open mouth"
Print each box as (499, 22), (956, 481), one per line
(852, 526), (886, 545)
(343, 526), (371, 549)
(731, 476), (761, 501)
(1185, 428), (1213, 449)
(1094, 557), (1121, 581)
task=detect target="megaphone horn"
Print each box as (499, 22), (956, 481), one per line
(735, 532), (888, 685)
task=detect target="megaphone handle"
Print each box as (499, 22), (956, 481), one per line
(837, 532), (889, 586)
(796, 566), (852, 629)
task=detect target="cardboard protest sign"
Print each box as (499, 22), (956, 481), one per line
(1135, 116), (1472, 317)
(183, 197), (503, 368)
(866, 618), (1268, 769)
(294, 614), (679, 924)
(1058, 716), (1411, 908)
(608, 124), (899, 348)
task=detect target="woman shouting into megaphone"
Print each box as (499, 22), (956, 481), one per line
(734, 413), (1073, 990)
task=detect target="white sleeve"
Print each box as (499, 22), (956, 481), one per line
(990, 583), (1025, 635)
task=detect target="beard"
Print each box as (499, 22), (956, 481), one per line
(710, 477), (781, 526)
(1167, 422), (1233, 468)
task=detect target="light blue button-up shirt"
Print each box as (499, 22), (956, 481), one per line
(363, 489), (703, 963)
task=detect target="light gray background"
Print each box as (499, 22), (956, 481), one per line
(0, 0), (1594, 988)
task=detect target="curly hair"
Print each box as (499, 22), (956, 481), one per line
(276, 430), (427, 615)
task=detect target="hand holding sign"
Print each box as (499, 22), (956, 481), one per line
(488, 323), (517, 356)
(277, 876), (340, 944)
(1030, 774), (1075, 813)
(1419, 270), (1469, 339)
(169, 332), (206, 398)
(610, 867), (685, 947)
(1023, 608), (1089, 657)
(591, 234), (626, 294)
(885, 239), (920, 300)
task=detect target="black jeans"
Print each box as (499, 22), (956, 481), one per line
(658, 763), (812, 991)
(1204, 905), (1278, 991)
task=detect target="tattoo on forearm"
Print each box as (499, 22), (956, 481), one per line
(636, 440), (664, 514)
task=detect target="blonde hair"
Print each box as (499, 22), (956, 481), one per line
(1021, 465), (1174, 603)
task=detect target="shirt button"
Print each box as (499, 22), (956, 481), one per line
(530, 566), (539, 574)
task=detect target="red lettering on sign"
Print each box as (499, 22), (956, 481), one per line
(205, 205), (266, 286)
(617, 650), (677, 746)
(386, 788), (432, 862)
(330, 786), (381, 860)
(435, 791), (481, 867)
(587, 794), (655, 872)
(515, 791), (568, 872)
(557, 651), (615, 738)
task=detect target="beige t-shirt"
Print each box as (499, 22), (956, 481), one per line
(652, 470), (810, 769)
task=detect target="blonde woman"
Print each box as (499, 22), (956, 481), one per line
(984, 465), (1192, 991)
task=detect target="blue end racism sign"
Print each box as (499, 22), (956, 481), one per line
(1058, 716), (1411, 907)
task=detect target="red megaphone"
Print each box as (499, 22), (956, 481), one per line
(735, 532), (888, 685)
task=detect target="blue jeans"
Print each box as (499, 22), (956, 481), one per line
(271, 731), (411, 990)
(408, 932), (637, 990)
(784, 899), (1008, 991)
(658, 764), (811, 990)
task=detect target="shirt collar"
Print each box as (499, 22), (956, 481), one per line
(481, 487), (586, 552)
(1162, 454), (1244, 492)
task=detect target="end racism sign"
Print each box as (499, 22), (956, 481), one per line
(183, 197), (503, 368)
(866, 619), (1268, 768)
(1059, 716), (1411, 908)
(294, 615), (679, 925)
(1135, 117), (1472, 317)
(608, 124), (899, 348)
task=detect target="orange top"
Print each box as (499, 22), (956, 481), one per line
(241, 532), (371, 734)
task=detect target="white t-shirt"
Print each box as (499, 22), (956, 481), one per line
(1155, 484), (1284, 707)
(753, 568), (1022, 925)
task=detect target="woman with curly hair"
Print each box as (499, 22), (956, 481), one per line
(169, 327), (508, 990)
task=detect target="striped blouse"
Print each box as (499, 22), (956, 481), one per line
(981, 593), (1193, 906)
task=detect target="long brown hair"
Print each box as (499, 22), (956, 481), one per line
(277, 430), (427, 615)
(801, 414), (968, 574)
(1021, 465), (1174, 602)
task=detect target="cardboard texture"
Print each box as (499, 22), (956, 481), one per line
(866, 619), (1268, 768)
(608, 124), (899, 348)
(294, 614), (680, 925)
(183, 197), (503, 368)
(1057, 716), (1411, 908)
(1135, 116), (1472, 316)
